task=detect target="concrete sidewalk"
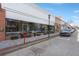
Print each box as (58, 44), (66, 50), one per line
(0, 33), (59, 49)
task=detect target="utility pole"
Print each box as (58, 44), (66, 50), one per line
(48, 14), (51, 40)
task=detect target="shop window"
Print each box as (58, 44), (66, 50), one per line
(5, 18), (21, 32)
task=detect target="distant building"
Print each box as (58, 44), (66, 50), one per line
(55, 16), (62, 32)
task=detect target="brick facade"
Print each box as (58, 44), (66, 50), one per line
(55, 16), (61, 32)
(0, 8), (5, 41)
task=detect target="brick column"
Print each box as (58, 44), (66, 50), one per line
(0, 9), (5, 41)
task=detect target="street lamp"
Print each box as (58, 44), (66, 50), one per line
(48, 14), (51, 39)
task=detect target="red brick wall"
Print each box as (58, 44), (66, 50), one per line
(0, 9), (5, 41)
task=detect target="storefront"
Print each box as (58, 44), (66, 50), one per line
(0, 3), (55, 41)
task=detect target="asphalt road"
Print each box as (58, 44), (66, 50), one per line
(5, 30), (79, 56)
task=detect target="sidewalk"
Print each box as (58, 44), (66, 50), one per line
(4, 31), (77, 56)
(0, 33), (59, 50)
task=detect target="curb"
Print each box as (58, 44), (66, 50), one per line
(0, 33), (59, 55)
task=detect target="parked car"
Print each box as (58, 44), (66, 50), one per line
(29, 29), (42, 36)
(71, 29), (75, 33)
(60, 29), (72, 37)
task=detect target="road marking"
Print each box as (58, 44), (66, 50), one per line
(67, 39), (70, 40)
(77, 30), (79, 42)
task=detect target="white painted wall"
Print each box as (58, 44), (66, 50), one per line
(2, 3), (55, 25)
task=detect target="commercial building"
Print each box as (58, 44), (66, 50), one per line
(54, 16), (74, 33)
(61, 20), (73, 30)
(55, 16), (62, 32)
(0, 3), (55, 41)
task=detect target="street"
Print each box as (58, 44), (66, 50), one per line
(4, 30), (79, 56)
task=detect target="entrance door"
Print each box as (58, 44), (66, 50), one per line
(22, 23), (28, 32)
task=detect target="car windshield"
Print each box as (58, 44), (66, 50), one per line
(61, 29), (71, 32)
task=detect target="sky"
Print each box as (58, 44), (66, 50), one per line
(36, 3), (79, 26)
